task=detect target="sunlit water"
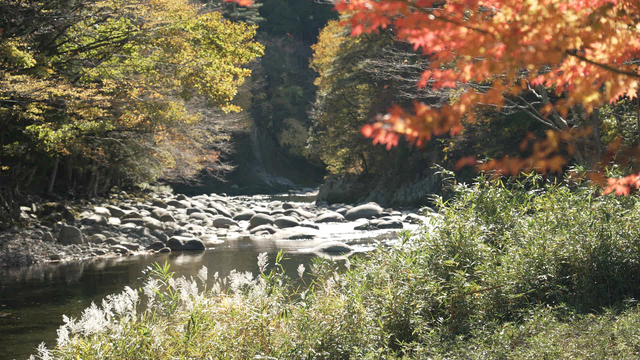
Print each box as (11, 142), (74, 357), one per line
(0, 220), (416, 359)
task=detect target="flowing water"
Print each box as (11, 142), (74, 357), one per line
(0, 221), (411, 359)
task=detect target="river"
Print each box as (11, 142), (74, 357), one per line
(0, 217), (414, 360)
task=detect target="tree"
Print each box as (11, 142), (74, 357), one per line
(0, 0), (263, 225)
(231, 0), (640, 193)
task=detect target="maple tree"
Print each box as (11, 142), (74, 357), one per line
(231, 0), (640, 194)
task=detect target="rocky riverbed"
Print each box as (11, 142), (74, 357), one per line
(0, 190), (433, 268)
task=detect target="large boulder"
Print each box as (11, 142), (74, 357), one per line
(249, 213), (275, 229)
(344, 203), (384, 221)
(58, 225), (84, 245)
(166, 236), (205, 251)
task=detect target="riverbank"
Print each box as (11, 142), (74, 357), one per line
(30, 178), (640, 359)
(0, 188), (429, 269)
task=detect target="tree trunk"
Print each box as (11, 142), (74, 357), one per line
(48, 158), (59, 194)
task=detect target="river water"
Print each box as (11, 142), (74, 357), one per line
(0, 219), (412, 359)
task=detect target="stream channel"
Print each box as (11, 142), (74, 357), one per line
(0, 193), (420, 360)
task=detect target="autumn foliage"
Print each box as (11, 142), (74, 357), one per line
(231, 0), (640, 194)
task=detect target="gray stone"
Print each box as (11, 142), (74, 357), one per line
(233, 209), (256, 221)
(49, 254), (62, 261)
(122, 211), (142, 219)
(104, 238), (120, 245)
(274, 216), (299, 229)
(249, 213), (275, 229)
(105, 205), (126, 218)
(152, 199), (168, 209)
(378, 220), (403, 229)
(159, 213), (176, 223)
(93, 249), (107, 256)
(249, 224), (277, 235)
(108, 217), (121, 226)
(94, 207), (112, 217)
(122, 218), (145, 226)
(211, 216), (239, 228)
(80, 214), (108, 226)
(176, 194), (188, 201)
(89, 234), (107, 244)
(282, 203), (296, 210)
(157, 247), (171, 253)
(314, 212), (346, 223)
(110, 245), (130, 255)
(276, 227), (318, 240)
(313, 242), (353, 255)
(166, 200), (188, 209)
(42, 231), (55, 242)
(143, 217), (164, 231)
(186, 208), (204, 215)
(285, 209), (315, 219)
(57, 225), (84, 245)
(166, 236), (205, 251)
(344, 203), (384, 221)
(189, 212), (208, 221)
(151, 208), (169, 220)
(209, 203), (232, 218)
(120, 242), (141, 251)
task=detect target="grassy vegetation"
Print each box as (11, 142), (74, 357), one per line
(31, 176), (640, 359)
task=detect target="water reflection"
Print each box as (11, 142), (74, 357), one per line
(0, 238), (323, 360)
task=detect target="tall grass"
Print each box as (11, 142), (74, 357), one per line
(31, 176), (640, 359)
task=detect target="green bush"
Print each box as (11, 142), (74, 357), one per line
(31, 178), (640, 359)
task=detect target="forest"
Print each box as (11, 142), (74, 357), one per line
(3, 0), (640, 359)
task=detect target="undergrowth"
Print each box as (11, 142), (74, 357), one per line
(31, 175), (640, 359)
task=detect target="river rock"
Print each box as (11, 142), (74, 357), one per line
(80, 214), (108, 226)
(314, 212), (346, 223)
(312, 242), (354, 255)
(186, 208), (204, 215)
(166, 200), (188, 209)
(276, 227), (318, 240)
(122, 211), (142, 219)
(344, 203), (384, 221)
(209, 203), (232, 218)
(104, 238), (120, 245)
(274, 216), (299, 229)
(94, 207), (112, 217)
(167, 236), (205, 251)
(89, 234), (107, 244)
(110, 245), (130, 255)
(105, 205), (126, 218)
(286, 209), (315, 219)
(249, 213), (275, 229)
(122, 218), (145, 226)
(157, 247), (171, 253)
(57, 225), (84, 245)
(249, 224), (277, 235)
(211, 216), (238, 228)
(42, 231), (55, 242)
(377, 220), (403, 229)
(282, 203), (296, 210)
(108, 217), (121, 226)
(152, 199), (168, 209)
(151, 208), (169, 220)
(120, 242), (141, 251)
(189, 212), (208, 221)
(143, 217), (163, 231)
(233, 209), (256, 221)
(147, 241), (166, 250)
